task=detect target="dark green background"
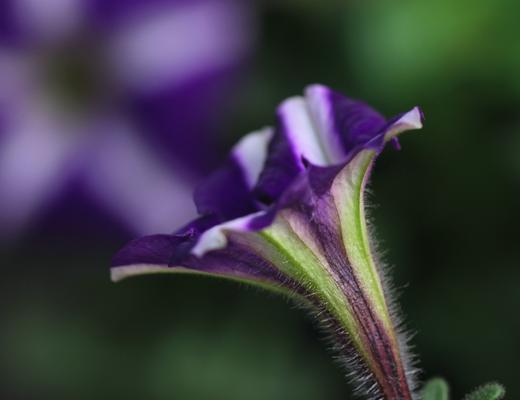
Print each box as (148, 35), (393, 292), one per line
(2, 1), (520, 398)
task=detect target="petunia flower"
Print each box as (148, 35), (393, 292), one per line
(0, 0), (251, 240)
(112, 84), (423, 399)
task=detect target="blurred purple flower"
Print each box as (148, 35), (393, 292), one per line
(112, 84), (423, 399)
(0, 0), (251, 240)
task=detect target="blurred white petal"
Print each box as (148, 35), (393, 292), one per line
(14, 0), (84, 42)
(0, 101), (82, 238)
(0, 51), (35, 113)
(83, 118), (196, 235)
(108, 1), (251, 93)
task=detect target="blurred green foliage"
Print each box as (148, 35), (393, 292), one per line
(423, 378), (449, 400)
(2, 1), (520, 399)
(422, 379), (505, 400)
(465, 383), (505, 400)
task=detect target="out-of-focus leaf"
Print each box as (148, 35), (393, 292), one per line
(422, 377), (450, 400)
(464, 382), (505, 400)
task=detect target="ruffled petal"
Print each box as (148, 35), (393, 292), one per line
(253, 97), (325, 203)
(304, 84), (387, 162)
(254, 84), (420, 203)
(111, 213), (302, 297)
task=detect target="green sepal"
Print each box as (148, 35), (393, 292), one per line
(464, 382), (505, 400)
(422, 377), (450, 400)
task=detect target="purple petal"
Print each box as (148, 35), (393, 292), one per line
(254, 87), (382, 203)
(127, 70), (241, 174)
(112, 234), (189, 267)
(108, 1), (252, 174)
(111, 222), (294, 292)
(110, 84), (423, 278)
(111, 84), (425, 400)
(33, 178), (131, 241)
(0, 0), (254, 243)
(85, 0), (192, 28)
(111, 206), (294, 289)
(0, 0), (84, 46)
(254, 97), (325, 203)
(0, 0), (20, 46)
(306, 84), (387, 157)
(193, 158), (257, 221)
(112, 213), (218, 266)
(255, 85), (423, 203)
(194, 128), (272, 222)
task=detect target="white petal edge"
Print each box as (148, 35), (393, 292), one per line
(384, 106), (423, 142)
(231, 127), (274, 188)
(111, 264), (169, 282)
(191, 211), (266, 257)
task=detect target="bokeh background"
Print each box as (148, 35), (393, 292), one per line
(2, 0), (520, 399)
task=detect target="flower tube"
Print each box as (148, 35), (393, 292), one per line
(112, 84), (423, 399)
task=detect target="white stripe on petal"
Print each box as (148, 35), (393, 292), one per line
(191, 211), (265, 257)
(278, 96), (329, 166)
(231, 127), (273, 188)
(305, 84), (346, 163)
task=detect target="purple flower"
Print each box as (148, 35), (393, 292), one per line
(0, 0), (251, 240)
(112, 84), (423, 399)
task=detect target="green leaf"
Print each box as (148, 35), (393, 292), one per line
(422, 377), (450, 400)
(464, 382), (505, 400)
